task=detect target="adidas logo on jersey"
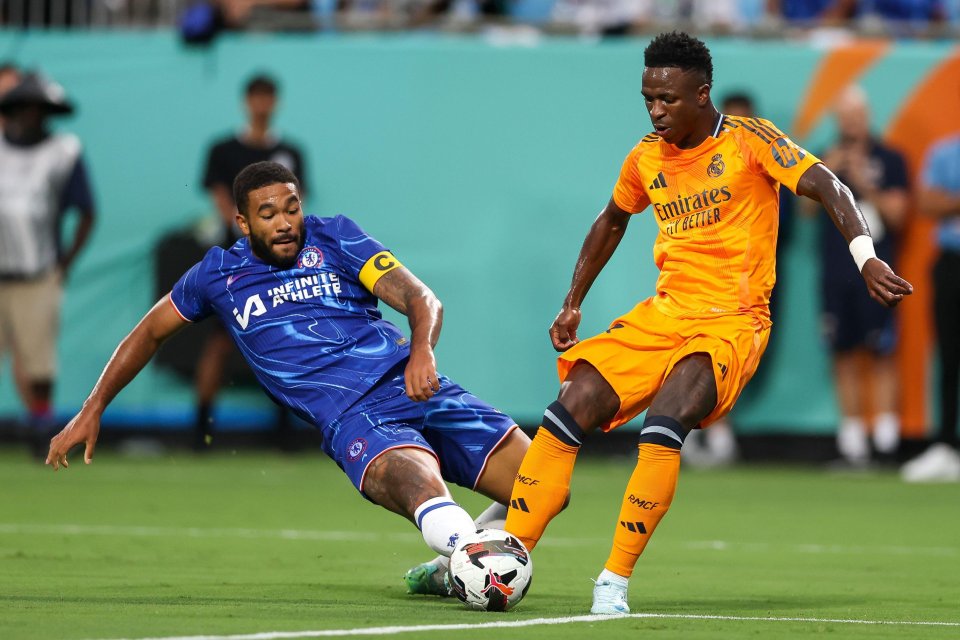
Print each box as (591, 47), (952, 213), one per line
(648, 172), (668, 190)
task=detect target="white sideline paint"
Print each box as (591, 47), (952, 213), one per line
(1, 523), (957, 558)
(99, 613), (960, 640)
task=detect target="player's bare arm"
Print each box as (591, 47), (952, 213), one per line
(796, 162), (913, 308)
(372, 267), (443, 402)
(552, 198), (632, 352)
(46, 294), (189, 470)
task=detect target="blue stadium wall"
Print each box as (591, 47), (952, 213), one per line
(0, 32), (952, 434)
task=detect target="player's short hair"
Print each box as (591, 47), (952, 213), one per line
(644, 31), (713, 86)
(233, 161), (300, 217)
(245, 73), (278, 96)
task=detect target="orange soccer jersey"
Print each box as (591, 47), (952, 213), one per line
(612, 116), (820, 321)
(557, 116), (821, 429)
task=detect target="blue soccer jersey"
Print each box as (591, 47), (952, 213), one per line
(170, 215), (410, 428)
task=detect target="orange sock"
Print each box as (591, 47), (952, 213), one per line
(604, 442), (681, 577)
(504, 427), (579, 551)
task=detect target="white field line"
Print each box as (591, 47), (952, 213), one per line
(97, 612), (960, 640)
(0, 523), (957, 558)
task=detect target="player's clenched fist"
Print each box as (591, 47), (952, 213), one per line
(404, 346), (440, 402)
(551, 306), (582, 352)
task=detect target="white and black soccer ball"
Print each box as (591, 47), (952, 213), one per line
(448, 529), (533, 611)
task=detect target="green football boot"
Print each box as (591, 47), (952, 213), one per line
(403, 561), (453, 597)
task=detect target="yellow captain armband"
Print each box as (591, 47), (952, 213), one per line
(359, 251), (403, 292)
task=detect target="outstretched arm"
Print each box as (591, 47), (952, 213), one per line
(373, 267), (443, 402)
(551, 198), (632, 352)
(796, 163), (913, 307)
(46, 295), (189, 470)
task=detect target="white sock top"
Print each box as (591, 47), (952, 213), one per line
(598, 568), (629, 587)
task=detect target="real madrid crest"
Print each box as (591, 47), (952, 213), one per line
(707, 153), (725, 178)
(297, 246), (324, 269)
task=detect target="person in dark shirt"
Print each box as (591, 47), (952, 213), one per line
(813, 85), (908, 465)
(195, 73), (308, 450)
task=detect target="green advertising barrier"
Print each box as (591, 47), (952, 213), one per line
(0, 32), (949, 434)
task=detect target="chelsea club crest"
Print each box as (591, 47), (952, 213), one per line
(347, 438), (367, 462)
(707, 153), (725, 178)
(297, 246), (324, 269)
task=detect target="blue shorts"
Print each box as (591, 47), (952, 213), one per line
(322, 363), (518, 499)
(821, 270), (896, 355)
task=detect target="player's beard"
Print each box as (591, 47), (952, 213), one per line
(249, 227), (305, 270)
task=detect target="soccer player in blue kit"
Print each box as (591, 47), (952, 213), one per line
(45, 161), (530, 596)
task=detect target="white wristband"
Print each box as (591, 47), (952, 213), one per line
(849, 235), (876, 272)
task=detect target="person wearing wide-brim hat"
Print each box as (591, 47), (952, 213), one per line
(0, 72), (74, 116)
(0, 69), (94, 458)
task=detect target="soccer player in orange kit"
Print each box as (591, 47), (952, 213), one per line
(504, 32), (914, 614)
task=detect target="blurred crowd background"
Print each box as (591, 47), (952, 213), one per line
(2, 0), (960, 38)
(0, 0), (958, 481)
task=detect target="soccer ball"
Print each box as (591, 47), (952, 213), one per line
(448, 529), (533, 611)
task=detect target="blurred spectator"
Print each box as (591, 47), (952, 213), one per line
(196, 73), (307, 450)
(0, 63), (20, 100)
(551, 0), (747, 36)
(335, 0), (505, 26)
(0, 62), (32, 410)
(766, 0), (856, 24)
(0, 63), (20, 135)
(0, 72), (95, 451)
(900, 130), (960, 482)
(813, 85), (907, 465)
(857, 0), (946, 36)
(216, 0), (311, 28)
(860, 0), (945, 21)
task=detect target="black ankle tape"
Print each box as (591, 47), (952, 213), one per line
(542, 401), (584, 446)
(638, 415), (687, 450)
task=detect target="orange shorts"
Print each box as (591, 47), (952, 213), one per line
(558, 298), (770, 430)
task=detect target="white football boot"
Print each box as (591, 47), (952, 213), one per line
(591, 579), (630, 615)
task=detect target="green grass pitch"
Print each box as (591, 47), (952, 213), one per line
(1, 447), (958, 639)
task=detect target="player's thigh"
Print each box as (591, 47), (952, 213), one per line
(474, 427), (531, 504)
(556, 300), (681, 431)
(327, 380), (447, 519)
(419, 378), (519, 495)
(556, 361), (620, 433)
(648, 353), (718, 430)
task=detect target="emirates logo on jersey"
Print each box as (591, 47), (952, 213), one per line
(707, 153), (725, 178)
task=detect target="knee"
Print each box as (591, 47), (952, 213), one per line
(669, 402), (712, 431)
(364, 448), (447, 518)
